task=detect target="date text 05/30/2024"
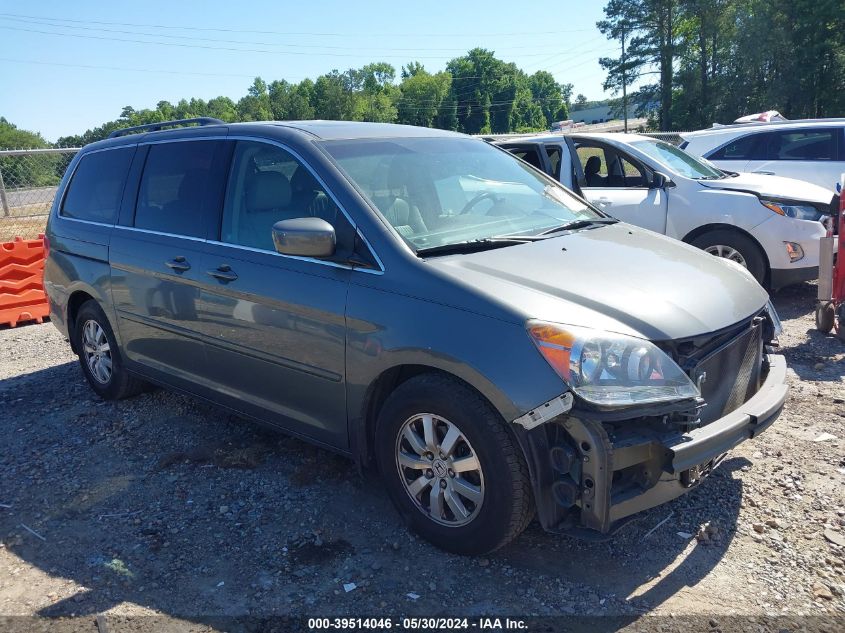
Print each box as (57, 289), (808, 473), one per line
(308, 618), (528, 630)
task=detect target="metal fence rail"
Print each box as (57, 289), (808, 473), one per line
(0, 148), (79, 241)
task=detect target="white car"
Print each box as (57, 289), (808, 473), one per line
(679, 120), (845, 193)
(494, 132), (836, 289)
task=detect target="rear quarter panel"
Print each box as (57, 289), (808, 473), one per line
(44, 150), (119, 341)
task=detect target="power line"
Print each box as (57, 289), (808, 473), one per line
(0, 15), (573, 54)
(0, 56), (260, 79)
(0, 24), (579, 60)
(0, 12), (597, 38)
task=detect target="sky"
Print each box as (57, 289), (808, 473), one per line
(0, 0), (625, 142)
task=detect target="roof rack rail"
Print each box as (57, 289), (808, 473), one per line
(107, 117), (225, 139)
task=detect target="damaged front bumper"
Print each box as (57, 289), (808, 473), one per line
(512, 354), (788, 537)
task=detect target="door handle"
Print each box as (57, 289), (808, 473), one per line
(595, 197), (612, 207)
(753, 171), (775, 175)
(165, 256), (191, 272)
(207, 265), (238, 282)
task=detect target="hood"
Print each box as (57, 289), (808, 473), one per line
(426, 223), (768, 341)
(700, 172), (833, 205)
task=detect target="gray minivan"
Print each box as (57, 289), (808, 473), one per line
(45, 119), (788, 554)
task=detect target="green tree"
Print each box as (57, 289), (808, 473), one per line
(397, 67), (451, 127)
(528, 71), (570, 125)
(599, 0), (680, 130)
(237, 77), (273, 121)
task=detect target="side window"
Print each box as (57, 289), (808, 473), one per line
(221, 140), (344, 252)
(546, 146), (562, 180)
(510, 148), (544, 171)
(61, 147), (134, 223)
(576, 146), (607, 187)
(134, 141), (222, 238)
(765, 129), (836, 161)
(707, 134), (761, 160)
(617, 157), (646, 187)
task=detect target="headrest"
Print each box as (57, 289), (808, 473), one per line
(290, 165), (319, 194)
(584, 156), (601, 176)
(245, 171), (291, 212)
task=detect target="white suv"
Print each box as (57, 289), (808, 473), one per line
(494, 133), (836, 289)
(680, 120), (845, 194)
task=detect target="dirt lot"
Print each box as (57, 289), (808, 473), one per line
(0, 282), (843, 630)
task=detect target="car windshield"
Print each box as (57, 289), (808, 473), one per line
(321, 137), (600, 252)
(629, 138), (725, 180)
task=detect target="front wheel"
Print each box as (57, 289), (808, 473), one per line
(691, 230), (767, 285)
(375, 373), (534, 554)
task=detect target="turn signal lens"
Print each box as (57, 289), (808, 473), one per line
(784, 241), (804, 262)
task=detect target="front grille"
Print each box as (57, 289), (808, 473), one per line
(690, 320), (763, 425)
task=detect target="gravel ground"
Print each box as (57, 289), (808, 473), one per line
(0, 282), (843, 630)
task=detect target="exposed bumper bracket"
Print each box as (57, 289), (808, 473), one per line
(513, 392), (574, 430)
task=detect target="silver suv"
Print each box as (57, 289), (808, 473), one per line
(44, 119), (787, 554)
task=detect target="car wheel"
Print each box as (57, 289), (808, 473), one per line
(375, 373), (534, 554)
(74, 300), (146, 400)
(691, 230), (767, 285)
(816, 302), (835, 334)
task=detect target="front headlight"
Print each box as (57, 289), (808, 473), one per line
(765, 300), (783, 338)
(527, 321), (700, 407)
(761, 199), (824, 222)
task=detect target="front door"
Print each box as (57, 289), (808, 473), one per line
(573, 141), (669, 234)
(194, 140), (353, 448)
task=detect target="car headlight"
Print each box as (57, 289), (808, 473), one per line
(527, 321), (700, 407)
(761, 199), (824, 222)
(765, 300), (783, 338)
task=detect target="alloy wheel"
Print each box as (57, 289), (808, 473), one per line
(82, 319), (113, 384)
(395, 413), (485, 527)
(704, 244), (748, 267)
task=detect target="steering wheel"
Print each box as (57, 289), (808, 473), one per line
(459, 191), (501, 215)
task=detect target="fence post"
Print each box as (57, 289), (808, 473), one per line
(0, 165), (9, 217)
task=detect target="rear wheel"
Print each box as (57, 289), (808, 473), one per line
(74, 300), (146, 400)
(691, 230), (767, 285)
(375, 373), (534, 554)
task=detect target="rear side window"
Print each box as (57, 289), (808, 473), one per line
(61, 147), (134, 223)
(134, 141), (223, 238)
(707, 134), (761, 160)
(763, 129), (838, 161)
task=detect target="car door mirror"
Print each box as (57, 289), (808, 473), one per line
(651, 171), (674, 189)
(272, 217), (336, 258)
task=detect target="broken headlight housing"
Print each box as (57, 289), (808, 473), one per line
(527, 321), (700, 407)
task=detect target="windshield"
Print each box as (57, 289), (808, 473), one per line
(629, 138), (724, 180)
(321, 137), (600, 251)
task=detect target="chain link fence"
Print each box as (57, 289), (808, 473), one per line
(0, 148), (79, 242)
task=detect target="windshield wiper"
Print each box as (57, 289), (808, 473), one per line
(416, 237), (533, 257)
(539, 217), (619, 236)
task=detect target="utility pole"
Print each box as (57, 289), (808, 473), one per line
(621, 24), (628, 133)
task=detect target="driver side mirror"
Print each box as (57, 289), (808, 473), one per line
(651, 171), (674, 189)
(272, 217), (336, 258)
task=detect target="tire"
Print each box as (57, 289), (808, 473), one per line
(691, 230), (767, 285)
(816, 302), (835, 334)
(836, 304), (845, 343)
(375, 373), (534, 554)
(73, 300), (146, 400)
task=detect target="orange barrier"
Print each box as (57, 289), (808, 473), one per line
(0, 235), (49, 328)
